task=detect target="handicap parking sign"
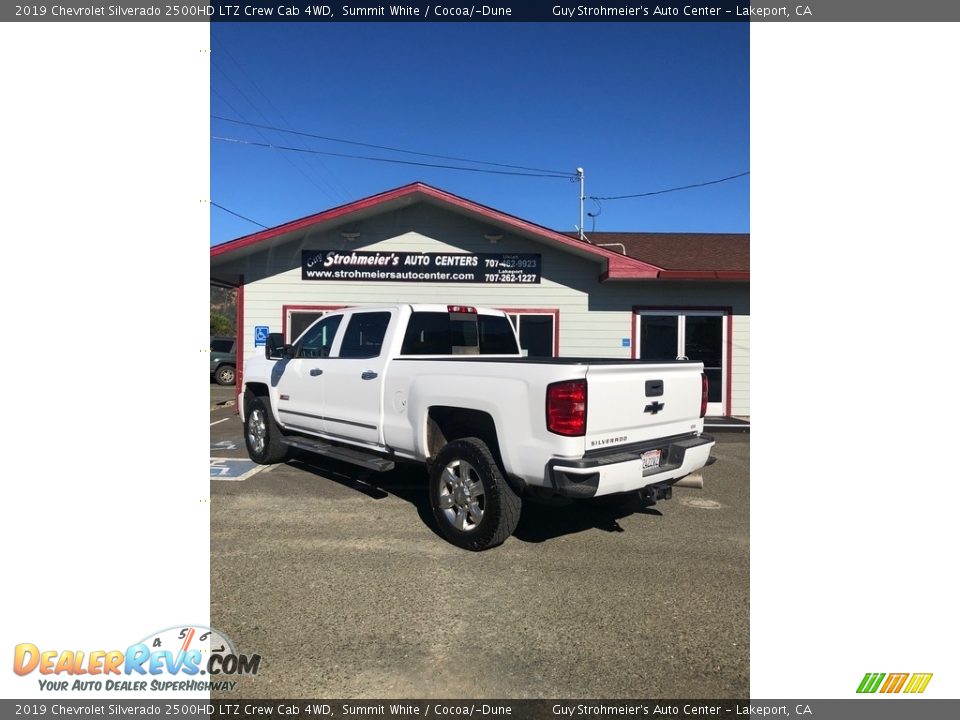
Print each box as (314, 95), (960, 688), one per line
(255, 326), (269, 347)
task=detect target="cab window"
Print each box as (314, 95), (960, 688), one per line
(338, 312), (391, 359)
(401, 312), (519, 355)
(296, 315), (342, 359)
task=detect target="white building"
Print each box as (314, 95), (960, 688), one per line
(210, 182), (749, 418)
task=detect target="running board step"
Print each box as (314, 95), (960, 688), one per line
(283, 437), (395, 472)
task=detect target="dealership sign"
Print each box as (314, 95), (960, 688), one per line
(301, 250), (541, 284)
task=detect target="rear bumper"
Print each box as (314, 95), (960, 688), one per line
(547, 433), (715, 499)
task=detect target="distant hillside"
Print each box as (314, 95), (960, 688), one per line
(211, 286), (236, 335)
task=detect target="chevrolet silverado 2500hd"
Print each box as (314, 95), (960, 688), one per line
(240, 304), (714, 550)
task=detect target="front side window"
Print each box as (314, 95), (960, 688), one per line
(289, 311), (326, 343)
(297, 315), (342, 359)
(339, 312), (391, 359)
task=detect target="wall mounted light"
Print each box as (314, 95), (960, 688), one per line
(340, 231), (361, 240)
(484, 234), (503, 244)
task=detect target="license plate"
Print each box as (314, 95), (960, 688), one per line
(641, 449), (661, 470)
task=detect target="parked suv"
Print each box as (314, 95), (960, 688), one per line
(210, 336), (237, 386)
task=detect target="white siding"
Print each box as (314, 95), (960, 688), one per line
(730, 314), (750, 417)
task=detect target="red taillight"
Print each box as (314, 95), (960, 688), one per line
(547, 379), (587, 436)
(447, 305), (477, 314)
(700, 372), (708, 418)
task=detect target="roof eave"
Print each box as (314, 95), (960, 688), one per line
(658, 270), (749, 280)
(600, 268), (749, 281)
(210, 182), (663, 277)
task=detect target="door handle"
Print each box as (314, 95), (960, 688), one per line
(310, 368), (323, 376)
(361, 371), (378, 380)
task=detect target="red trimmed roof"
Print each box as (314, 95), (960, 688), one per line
(211, 183), (748, 281)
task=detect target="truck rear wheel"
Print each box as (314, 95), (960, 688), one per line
(429, 437), (521, 551)
(244, 395), (288, 465)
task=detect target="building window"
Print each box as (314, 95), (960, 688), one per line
(634, 308), (728, 416)
(505, 311), (557, 358)
(283, 305), (344, 343)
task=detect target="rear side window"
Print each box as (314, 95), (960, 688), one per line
(401, 312), (519, 355)
(211, 339), (234, 353)
(478, 314), (519, 354)
(339, 312), (391, 359)
(401, 312), (451, 355)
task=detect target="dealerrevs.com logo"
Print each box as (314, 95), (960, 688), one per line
(13, 625), (260, 693)
(857, 672), (933, 694)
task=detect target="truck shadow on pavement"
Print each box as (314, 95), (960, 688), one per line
(286, 450), (663, 546)
(515, 497), (662, 543)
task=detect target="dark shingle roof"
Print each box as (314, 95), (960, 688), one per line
(564, 231), (749, 275)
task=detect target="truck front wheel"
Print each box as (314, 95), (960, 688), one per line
(244, 395), (288, 465)
(429, 437), (521, 551)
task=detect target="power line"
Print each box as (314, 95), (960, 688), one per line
(211, 63), (348, 205)
(211, 39), (353, 201)
(590, 171), (750, 201)
(212, 136), (574, 179)
(211, 114), (573, 177)
(211, 201), (268, 229)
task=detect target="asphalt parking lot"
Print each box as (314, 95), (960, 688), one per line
(210, 386), (749, 699)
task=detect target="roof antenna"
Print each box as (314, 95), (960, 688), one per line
(576, 167), (585, 241)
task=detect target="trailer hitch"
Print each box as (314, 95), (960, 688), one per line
(639, 482), (674, 503)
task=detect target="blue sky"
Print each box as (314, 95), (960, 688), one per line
(211, 23), (748, 246)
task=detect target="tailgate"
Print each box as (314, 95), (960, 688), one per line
(584, 362), (705, 448)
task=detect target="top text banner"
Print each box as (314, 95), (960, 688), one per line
(7, 1), (960, 22)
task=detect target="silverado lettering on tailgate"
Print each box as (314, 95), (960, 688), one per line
(590, 436), (628, 448)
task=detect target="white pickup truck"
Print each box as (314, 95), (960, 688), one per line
(240, 304), (714, 550)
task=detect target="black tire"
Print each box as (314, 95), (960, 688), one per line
(214, 364), (236, 386)
(244, 394), (288, 465)
(429, 437), (521, 551)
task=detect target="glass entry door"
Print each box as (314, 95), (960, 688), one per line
(636, 310), (726, 416)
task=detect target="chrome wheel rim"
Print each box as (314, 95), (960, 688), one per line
(247, 408), (267, 455)
(437, 459), (485, 531)
(220, 367), (235, 383)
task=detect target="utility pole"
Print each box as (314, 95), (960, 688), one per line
(576, 167), (585, 241)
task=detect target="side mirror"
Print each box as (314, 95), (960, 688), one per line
(265, 333), (286, 360)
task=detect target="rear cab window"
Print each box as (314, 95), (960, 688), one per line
(401, 311), (519, 356)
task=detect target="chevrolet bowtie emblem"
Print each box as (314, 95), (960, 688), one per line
(644, 401), (665, 415)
